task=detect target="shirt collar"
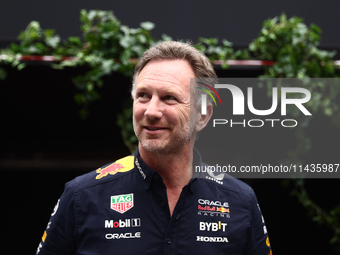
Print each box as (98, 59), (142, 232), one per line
(134, 147), (203, 192)
(134, 148), (155, 190)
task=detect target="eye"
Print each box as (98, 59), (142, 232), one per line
(135, 92), (150, 103)
(164, 95), (177, 101)
(137, 92), (149, 98)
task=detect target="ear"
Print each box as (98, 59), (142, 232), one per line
(195, 103), (213, 132)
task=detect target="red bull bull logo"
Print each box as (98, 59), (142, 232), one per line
(198, 203), (230, 218)
(95, 156), (135, 180)
(96, 163), (125, 179)
(198, 205), (216, 211)
(217, 207), (230, 213)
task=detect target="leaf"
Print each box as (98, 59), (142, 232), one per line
(131, 45), (145, 56)
(74, 93), (85, 104)
(0, 68), (7, 80)
(248, 42), (256, 52)
(129, 28), (141, 35)
(17, 63), (26, 70)
(44, 29), (55, 38)
(29, 21), (41, 30)
(120, 36), (132, 48)
(101, 31), (115, 39)
(161, 34), (173, 41)
(280, 13), (287, 23)
(137, 34), (146, 44)
(80, 9), (88, 23)
(140, 21), (155, 31)
(27, 45), (38, 54)
(46, 35), (61, 48)
(87, 10), (97, 21)
(310, 23), (321, 34)
(68, 36), (82, 45)
(222, 39), (233, 47)
(101, 59), (114, 74)
(120, 25), (130, 35)
(10, 43), (21, 53)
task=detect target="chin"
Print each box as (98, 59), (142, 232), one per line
(141, 141), (169, 154)
(141, 139), (189, 155)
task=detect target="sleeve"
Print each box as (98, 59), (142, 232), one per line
(35, 180), (77, 255)
(243, 190), (273, 255)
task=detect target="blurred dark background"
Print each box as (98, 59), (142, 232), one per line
(1, 1), (340, 254)
(1, 0), (340, 48)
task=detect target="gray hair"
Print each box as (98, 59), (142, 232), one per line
(131, 41), (217, 108)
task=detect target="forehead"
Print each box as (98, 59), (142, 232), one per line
(136, 59), (195, 92)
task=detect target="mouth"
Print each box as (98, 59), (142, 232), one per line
(144, 126), (168, 131)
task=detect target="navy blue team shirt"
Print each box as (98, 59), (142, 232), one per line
(36, 148), (272, 254)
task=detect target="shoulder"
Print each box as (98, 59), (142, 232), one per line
(223, 176), (255, 197)
(66, 155), (136, 191)
(199, 173), (255, 200)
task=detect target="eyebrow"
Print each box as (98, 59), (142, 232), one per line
(135, 85), (148, 91)
(136, 86), (182, 96)
(164, 89), (181, 95)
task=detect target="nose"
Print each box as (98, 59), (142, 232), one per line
(144, 97), (163, 120)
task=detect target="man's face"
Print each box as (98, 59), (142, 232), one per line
(133, 59), (196, 154)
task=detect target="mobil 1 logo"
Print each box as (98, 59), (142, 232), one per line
(105, 218), (141, 228)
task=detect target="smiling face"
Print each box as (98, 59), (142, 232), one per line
(132, 59), (197, 155)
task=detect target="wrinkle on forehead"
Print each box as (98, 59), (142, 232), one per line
(138, 68), (191, 81)
(136, 83), (183, 95)
(136, 59), (195, 88)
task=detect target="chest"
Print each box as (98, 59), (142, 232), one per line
(75, 187), (250, 254)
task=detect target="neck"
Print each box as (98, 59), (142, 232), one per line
(139, 141), (196, 217)
(139, 142), (193, 189)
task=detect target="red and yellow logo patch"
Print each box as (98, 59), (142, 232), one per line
(42, 231), (47, 243)
(96, 156), (134, 179)
(217, 207), (230, 213)
(266, 237), (272, 254)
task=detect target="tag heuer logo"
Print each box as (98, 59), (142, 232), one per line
(111, 194), (134, 214)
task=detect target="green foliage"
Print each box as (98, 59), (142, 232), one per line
(10, 20), (80, 56)
(287, 179), (340, 250)
(116, 98), (138, 153)
(249, 14), (340, 165)
(76, 9), (157, 76)
(195, 37), (250, 68)
(251, 14), (340, 249)
(0, 9), (160, 151)
(0, 67), (7, 80)
(55, 10), (158, 121)
(249, 14), (336, 78)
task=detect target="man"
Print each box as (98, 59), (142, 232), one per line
(36, 41), (272, 254)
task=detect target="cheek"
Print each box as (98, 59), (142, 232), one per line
(175, 104), (191, 124)
(133, 102), (145, 120)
